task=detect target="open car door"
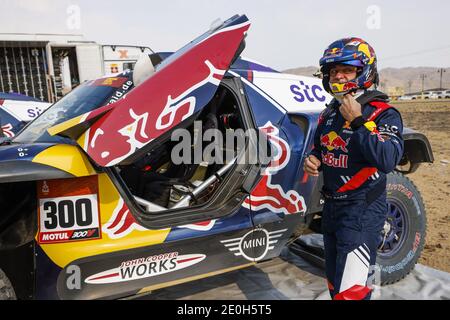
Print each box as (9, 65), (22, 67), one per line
(49, 15), (250, 167)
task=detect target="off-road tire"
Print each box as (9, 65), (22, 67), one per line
(376, 172), (427, 285)
(0, 268), (16, 300)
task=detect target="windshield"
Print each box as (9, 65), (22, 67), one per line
(13, 72), (134, 144)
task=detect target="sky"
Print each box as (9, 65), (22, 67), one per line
(1, 0), (450, 71)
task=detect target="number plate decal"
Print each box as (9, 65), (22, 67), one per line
(37, 176), (102, 244)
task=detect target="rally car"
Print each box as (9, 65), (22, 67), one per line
(0, 15), (432, 299)
(0, 92), (51, 138)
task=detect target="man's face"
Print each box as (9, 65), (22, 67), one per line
(329, 64), (358, 83)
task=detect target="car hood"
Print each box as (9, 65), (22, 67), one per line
(48, 14), (250, 167)
(0, 142), (97, 183)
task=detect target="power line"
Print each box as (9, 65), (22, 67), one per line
(381, 45), (450, 62)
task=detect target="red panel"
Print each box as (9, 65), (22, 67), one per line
(334, 285), (372, 300)
(82, 19), (250, 167)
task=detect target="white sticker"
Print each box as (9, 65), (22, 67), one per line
(38, 194), (101, 243)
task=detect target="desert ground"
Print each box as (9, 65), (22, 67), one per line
(391, 99), (450, 272)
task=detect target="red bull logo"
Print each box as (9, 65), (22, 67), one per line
(330, 81), (358, 95)
(243, 122), (306, 215)
(320, 131), (350, 153)
(322, 152), (348, 168)
(328, 47), (341, 55)
(364, 120), (385, 142)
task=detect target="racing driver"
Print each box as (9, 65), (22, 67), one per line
(303, 37), (404, 300)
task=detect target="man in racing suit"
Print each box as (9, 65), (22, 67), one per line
(303, 38), (404, 300)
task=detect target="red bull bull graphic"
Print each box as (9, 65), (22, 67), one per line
(78, 21), (250, 167)
(320, 131), (350, 153)
(244, 175), (306, 215)
(363, 120), (386, 142)
(155, 60), (224, 131)
(329, 48), (341, 54)
(243, 122), (306, 215)
(103, 198), (149, 239)
(330, 81), (358, 95)
(104, 198), (217, 239)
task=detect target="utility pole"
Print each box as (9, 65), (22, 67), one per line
(437, 68), (446, 89)
(420, 74), (427, 99)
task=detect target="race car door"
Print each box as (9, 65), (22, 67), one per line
(51, 14), (250, 167)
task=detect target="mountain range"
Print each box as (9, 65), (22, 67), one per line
(283, 67), (450, 94)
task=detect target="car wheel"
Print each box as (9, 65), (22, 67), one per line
(376, 172), (427, 285)
(0, 268), (16, 300)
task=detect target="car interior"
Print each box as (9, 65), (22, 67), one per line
(117, 84), (248, 213)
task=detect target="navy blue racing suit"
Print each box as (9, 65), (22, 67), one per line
(309, 94), (404, 300)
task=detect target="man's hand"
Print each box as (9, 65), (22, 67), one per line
(339, 93), (362, 122)
(304, 154), (321, 177)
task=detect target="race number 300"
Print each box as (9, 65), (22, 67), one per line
(39, 194), (101, 244)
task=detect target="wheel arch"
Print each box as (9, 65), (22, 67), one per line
(398, 128), (434, 174)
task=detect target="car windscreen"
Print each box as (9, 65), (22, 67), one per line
(13, 73), (134, 144)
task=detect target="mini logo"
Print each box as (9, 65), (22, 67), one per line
(220, 228), (287, 261)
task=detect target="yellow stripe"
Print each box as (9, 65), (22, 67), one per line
(32, 144), (97, 177)
(47, 113), (87, 136)
(77, 130), (88, 150)
(363, 121), (377, 132)
(136, 263), (256, 296)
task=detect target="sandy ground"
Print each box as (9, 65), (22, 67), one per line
(391, 100), (450, 272)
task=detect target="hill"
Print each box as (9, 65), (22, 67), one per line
(283, 67), (450, 93)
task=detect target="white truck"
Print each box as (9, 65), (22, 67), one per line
(0, 33), (152, 102)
